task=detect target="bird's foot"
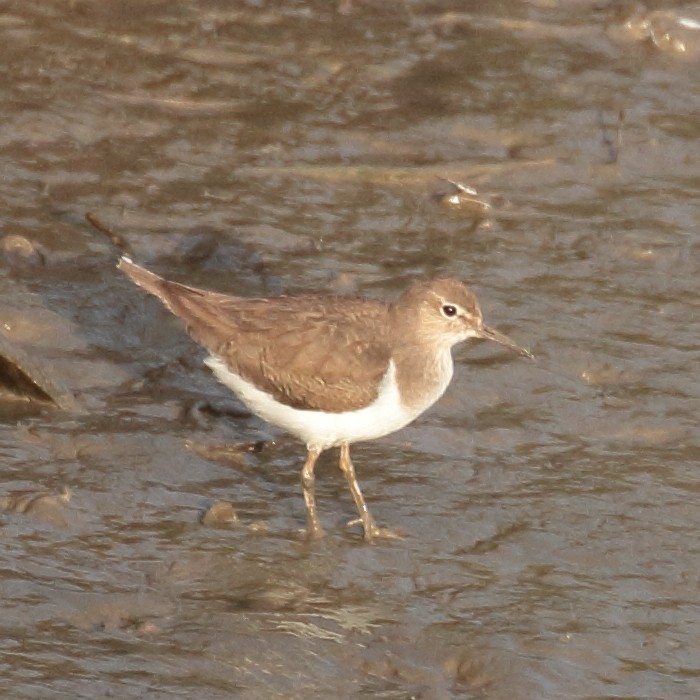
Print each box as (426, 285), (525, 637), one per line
(303, 521), (324, 540)
(299, 508), (325, 540)
(345, 517), (406, 543)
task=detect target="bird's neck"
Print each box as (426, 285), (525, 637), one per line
(392, 342), (455, 414)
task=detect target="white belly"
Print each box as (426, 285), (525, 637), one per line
(204, 356), (421, 451)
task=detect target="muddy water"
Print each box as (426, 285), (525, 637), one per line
(1, 1), (700, 697)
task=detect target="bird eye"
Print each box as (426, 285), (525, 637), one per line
(441, 304), (458, 318)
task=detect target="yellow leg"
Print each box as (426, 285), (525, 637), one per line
(301, 447), (323, 539)
(339, 443), (381, 542)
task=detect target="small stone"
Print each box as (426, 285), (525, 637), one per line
(200, 500), (239, 527)
(0, 234), (46, 267)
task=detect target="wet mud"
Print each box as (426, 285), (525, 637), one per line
(1, 1), (700, 698)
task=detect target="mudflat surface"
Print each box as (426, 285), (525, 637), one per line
(1, 2), (699, 698)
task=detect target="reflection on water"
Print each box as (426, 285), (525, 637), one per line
(1, 1), (700, 697)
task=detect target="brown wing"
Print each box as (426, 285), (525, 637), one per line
(119, 258), (392, 412)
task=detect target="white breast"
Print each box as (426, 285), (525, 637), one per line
(204, 356), (422, 451)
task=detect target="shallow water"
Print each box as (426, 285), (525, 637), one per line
(1, 1), (700, 697)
